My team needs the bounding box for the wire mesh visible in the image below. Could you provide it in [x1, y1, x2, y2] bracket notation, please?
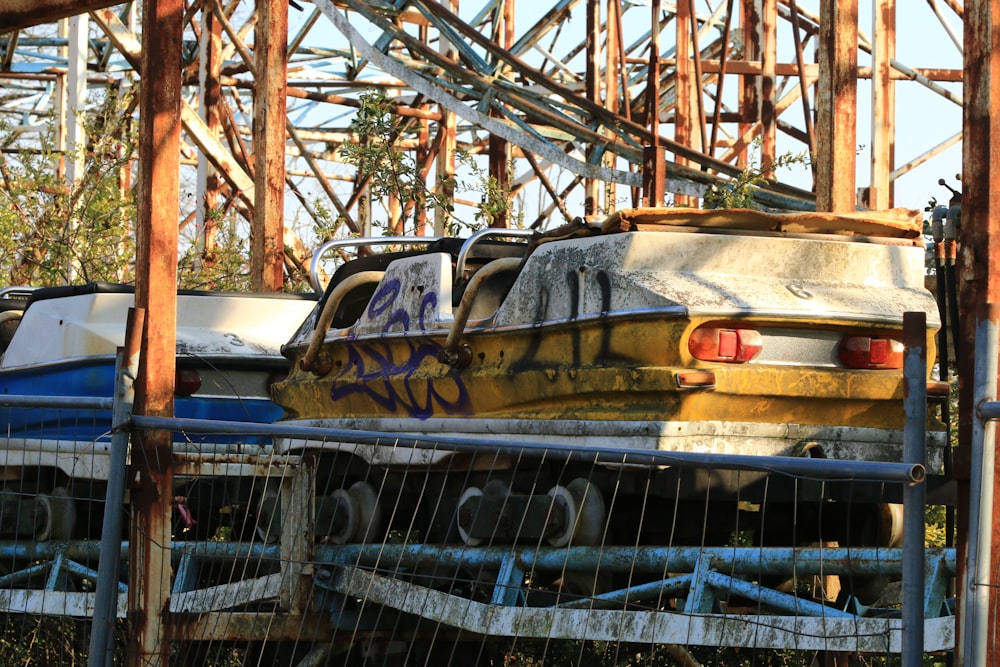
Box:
[0, 403, 956, 666]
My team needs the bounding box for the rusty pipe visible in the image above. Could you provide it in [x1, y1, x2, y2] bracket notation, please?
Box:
[300, 271, 385, 374]
[439, 257, 522, 368]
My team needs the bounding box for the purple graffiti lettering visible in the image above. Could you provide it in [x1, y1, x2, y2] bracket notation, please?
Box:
[418, 291, 438, 330]
[368, 279, 401, 318]
[331, 282, 467, 418]
[330, 340, 470, 419]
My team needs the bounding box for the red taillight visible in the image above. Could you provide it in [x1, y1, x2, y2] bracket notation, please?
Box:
[837, 336, 904, 369]
[688, 326, 763, 363]
[175, 368, 202, 396]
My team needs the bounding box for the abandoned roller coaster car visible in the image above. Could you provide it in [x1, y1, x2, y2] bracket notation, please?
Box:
[0, 282, 317, 540]
[269, 206, 945, 553]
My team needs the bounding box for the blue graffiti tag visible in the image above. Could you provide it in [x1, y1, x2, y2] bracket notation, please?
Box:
[329, 282, 471, 419]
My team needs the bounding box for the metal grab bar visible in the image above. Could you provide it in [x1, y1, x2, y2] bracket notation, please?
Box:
[454, 228, 535, 280]
[438, 257, 523, 368]
[300, 271, 385, 374]
[309, 237, 442, 293]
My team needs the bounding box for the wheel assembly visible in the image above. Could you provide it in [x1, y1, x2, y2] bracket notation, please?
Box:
[545, 478, 606, 547]
[455, 478, 606, 547]
[34, 486, 75, 541]
[256, 484, 282, 543]
[316, 481, 382, 544]
[456, 480, 511, 547]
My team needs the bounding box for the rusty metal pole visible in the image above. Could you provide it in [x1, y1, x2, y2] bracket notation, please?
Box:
[738, 0, 759, 168]
[605, 0, 622, 208]
[673, 0, 693, 206]
[815, 0, 858, 213]
[641, 0, 664, 207]
[869, 0, 896, 209]
[129, 0, 182, 661]
[760, 0, 777, 172]
[958, 1, 1000, 663]
[415, 105, 430, 235]
[196, 0, 224, 267]
[486, 0, 514, 228]
[251, 0, 289, 291]
[584, 0, 600, 215]
[433, 0, 459, 236]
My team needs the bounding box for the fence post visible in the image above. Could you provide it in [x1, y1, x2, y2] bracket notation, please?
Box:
[902, 312, 926, 665]
[961, 304, 1000, 666]
[281, 455, 314, 613]
[88, 308, 144, 667]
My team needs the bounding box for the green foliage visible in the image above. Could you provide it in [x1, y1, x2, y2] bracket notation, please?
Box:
[455, 151, 522, 231]
[310, 200, 339, 243]
[339, 89, 455, 235]
[499, 639, 819, 666]
[341, 89, 525, 236]
[0, 615, 102, 665]
[703, 141, 811, 210]
[0, 82, 263, 292]
[177, 212, 252, 291]
[0, 87, 137, 286]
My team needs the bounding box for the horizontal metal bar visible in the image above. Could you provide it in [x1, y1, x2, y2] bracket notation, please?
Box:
[0, 541, 957, 579]
[308, 236, 443, 292]
[0, 394, 114, 410]
[977, 399, 1000, 421]
[314, 544, 956, 578]
[131, 415, 927, 484]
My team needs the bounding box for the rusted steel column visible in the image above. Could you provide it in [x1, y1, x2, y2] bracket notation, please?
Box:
[487, 0, 513, 228]
[641, 0, 663, 206]
[760, 0, 777, 172]
[814, 0, 858, 213]
[433, 111, 455, 236]
[584, 0, 600, 215]
[642, 146, 666, 206]
[869, 0, 896, 209]
[415, 107, 430, 235]
[958, 1, 1000, 663]
[738, 0, 759, 167]
[787, 0, 815, 158]
[605, 0, 623, 207]
[433, 0, 458, 236]
[487, 137, 509, 227]
[251, 0, 289, 291]
[196, 0, 223, 267]
[129, 0, 182, 661]
[674, 0, 694, 206]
